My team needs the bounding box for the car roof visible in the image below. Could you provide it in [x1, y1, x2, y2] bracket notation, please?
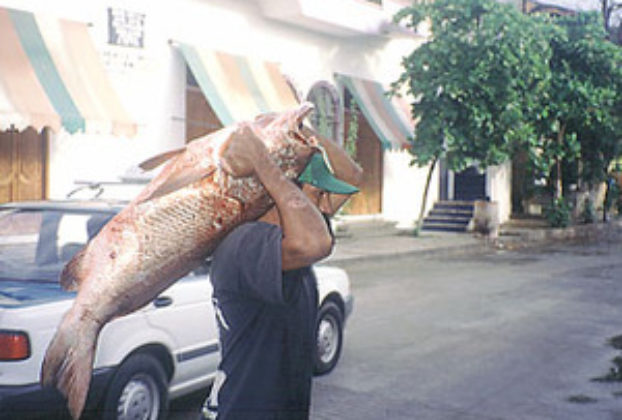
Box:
[0, 199, 126, 214]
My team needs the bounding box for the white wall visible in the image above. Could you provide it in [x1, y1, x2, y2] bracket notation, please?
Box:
[382, 149, 438, 228]
[2, 0, 426, 221]
[487, 161, 512, 223]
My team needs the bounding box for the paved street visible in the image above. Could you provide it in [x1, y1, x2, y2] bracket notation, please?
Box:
[311, 232, 622, 420]
[168, 229, 622, 420]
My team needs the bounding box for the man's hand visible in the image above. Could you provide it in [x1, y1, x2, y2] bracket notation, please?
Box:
[219, 123, 269, 178]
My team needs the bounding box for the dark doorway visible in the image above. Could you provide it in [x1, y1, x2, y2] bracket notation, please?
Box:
[454, 167, 486, 201]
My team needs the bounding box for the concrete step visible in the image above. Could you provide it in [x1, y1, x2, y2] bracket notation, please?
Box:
[421, 222, 469, 232]
[421, 200, 475, 232]
[427, 209, 473, 219]
[424, 216, 471, 225]
[434, 200, 475, 212]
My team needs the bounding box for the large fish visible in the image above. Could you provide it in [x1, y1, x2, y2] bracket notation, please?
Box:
[40, 103, 318, 419]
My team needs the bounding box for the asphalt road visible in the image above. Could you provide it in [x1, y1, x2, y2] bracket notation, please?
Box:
[170, 231, 622, 420]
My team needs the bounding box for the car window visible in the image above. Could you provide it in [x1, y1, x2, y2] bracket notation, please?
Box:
[0, 209, 113, 282]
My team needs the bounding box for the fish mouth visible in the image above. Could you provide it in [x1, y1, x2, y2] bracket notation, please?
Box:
[289, 102, 318, 148]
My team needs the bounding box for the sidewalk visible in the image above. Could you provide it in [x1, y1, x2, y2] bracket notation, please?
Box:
[326, 230, 487, 266]
[324, 217, 622, 267]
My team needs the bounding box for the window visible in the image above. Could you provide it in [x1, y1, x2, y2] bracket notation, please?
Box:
[306, 81, 341, 144]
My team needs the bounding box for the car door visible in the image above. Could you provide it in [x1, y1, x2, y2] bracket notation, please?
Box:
[143, 259, 220, 396]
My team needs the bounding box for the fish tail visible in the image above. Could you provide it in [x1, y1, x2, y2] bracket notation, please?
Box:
[41, 310, 99, 420]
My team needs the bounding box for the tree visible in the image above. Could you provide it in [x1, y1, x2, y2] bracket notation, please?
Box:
[601, 0, 622, 44]
[549, 12, 622, 219]
[393, 0, 550, 232]
[529, 12, 622, 204]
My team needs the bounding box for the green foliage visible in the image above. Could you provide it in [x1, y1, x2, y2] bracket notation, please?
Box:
[544, 197, 571, 227]
[345, 99, 359, 160]
[394, 0, 622, 214]
[538, 12, 622, 189]
[393, 0, 551, 171]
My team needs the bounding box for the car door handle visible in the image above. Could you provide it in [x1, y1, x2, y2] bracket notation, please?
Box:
[153, 296, 173, 308]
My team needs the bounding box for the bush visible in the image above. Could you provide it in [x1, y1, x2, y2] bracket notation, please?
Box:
[545, 197, 571, 228]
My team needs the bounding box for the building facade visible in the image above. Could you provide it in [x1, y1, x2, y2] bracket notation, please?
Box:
[0, 0, 514, 227]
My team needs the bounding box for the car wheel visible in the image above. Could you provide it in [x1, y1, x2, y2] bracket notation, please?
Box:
[101, 353, 169, 420]
[314, 301, 343, 375]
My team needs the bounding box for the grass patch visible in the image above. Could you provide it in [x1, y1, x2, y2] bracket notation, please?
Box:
[567, 394, 598, 404]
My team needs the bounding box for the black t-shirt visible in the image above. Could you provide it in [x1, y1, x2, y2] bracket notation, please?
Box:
[205, 222, 319, 420]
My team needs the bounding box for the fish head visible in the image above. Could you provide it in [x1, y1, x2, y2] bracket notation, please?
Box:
[256, 102, 324, 180]
[256, 102, 318, 150]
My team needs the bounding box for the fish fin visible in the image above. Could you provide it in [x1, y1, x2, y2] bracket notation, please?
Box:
[60, 247, 87, 291]
[138, 147, 186, 170]
[41, 311, 98, 420]
[138, 165, 217, 202]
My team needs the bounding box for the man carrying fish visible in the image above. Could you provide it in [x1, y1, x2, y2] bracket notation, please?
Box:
[202, 125, 362, 419]
[40, 103, 359, 420]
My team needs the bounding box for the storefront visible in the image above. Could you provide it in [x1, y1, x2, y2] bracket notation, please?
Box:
[1, 0, 510, 226]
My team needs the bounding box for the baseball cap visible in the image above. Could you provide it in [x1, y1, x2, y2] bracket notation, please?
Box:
[298, 153, 359, 194]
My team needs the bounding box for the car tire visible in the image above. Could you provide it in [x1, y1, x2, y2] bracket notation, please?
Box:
[314, 301, 344, 375]
[101, 353, 169, 420]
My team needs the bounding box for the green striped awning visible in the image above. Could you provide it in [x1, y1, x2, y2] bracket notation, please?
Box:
[176, 43, 299, 125]
[0, 7, 135, 135]
[336, 73, 413, 149]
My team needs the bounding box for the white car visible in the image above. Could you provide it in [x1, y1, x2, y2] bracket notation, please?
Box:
[0, 200, 353, 420]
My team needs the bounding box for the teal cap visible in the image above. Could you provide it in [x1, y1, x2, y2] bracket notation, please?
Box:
[298, 153, 359, 194]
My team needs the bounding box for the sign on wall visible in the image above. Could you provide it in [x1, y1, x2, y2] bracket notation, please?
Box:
[103, 7, 147, 73]
[107, 7, 145, 48]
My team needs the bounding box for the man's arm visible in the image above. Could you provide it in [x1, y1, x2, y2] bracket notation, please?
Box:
[303, 128, 364, 215]
[220, 124, 332, 271]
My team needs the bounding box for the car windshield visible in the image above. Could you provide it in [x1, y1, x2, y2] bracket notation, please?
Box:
[0, 208, 113, 282]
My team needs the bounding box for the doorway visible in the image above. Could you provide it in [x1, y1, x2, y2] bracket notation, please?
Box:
[0, 127, 47, 203]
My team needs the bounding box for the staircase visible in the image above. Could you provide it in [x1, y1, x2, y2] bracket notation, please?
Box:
[421, 201, 474, 232]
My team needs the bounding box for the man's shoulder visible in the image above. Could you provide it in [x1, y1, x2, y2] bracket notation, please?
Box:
[229, 221, 279, 239]
[215, 221, 281, 256]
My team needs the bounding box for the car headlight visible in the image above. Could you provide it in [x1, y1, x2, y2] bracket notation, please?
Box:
[0, 330, 31, 361]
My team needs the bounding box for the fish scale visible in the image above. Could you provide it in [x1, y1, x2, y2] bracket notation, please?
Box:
[40, 103, 318, 420]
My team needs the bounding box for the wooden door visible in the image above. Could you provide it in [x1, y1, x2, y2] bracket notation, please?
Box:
[343, 110, 382, 215]
[0, 128, 47, 204]
[185, 66, 224, 143]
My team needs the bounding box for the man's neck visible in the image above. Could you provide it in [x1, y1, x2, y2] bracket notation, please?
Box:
[258, 206, 281, 226]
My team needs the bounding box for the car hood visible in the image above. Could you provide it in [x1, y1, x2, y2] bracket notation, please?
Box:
[0, 279, 75, 308]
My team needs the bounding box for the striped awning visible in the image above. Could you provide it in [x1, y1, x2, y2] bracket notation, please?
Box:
[336, 73, 413, 150]
[176, 43, 299, 125]
[0, 7, 136, 136]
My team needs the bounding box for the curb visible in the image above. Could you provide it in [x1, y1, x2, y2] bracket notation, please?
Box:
[322, 218, 622, 268]
[497, 219, 622, 250]
[324, 236, 493, 268]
